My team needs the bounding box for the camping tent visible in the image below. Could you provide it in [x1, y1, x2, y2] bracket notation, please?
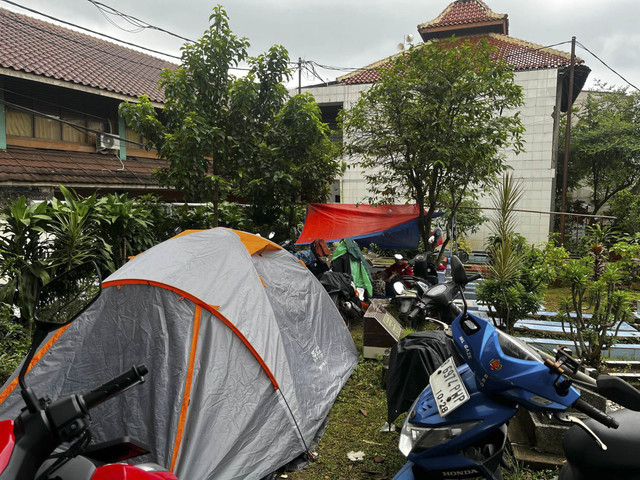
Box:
[0, 228, 358, 479]
[296, 203, 442, 250]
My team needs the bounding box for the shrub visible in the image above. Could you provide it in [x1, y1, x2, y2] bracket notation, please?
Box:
[0, 303, 29, 384]
[558, 258, 632, 371]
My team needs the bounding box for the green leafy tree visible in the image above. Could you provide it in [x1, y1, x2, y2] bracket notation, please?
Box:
[340, 38, 524, 247]
[607, 190, 640, 236]
[242, 92, 343, 237]
[121, 6, 334, 232]
[119, 6, 254, 226]
[563, 85, 640, 216]
[435, 195, 487, 263]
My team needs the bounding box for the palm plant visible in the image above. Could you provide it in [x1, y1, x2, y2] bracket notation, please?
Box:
[96, 193, 155, 269]
[0, 197, 52, 330]
[49, 186, 113, 274]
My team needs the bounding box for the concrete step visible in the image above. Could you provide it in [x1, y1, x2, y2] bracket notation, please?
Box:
[520, 336, 640, 360]
[605, 360, 640, 367]
[514, 319, 639, 337]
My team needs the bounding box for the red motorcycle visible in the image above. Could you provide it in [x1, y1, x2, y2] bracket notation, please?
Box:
[0, 262, 177, 480]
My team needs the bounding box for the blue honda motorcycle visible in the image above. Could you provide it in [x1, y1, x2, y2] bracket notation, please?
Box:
[393, 256, 640, 480]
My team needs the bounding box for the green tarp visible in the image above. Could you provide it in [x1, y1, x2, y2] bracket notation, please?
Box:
[331, 238, 374, 297]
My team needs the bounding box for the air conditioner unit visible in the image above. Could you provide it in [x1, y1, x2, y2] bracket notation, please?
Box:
[96, 133, 121, 152]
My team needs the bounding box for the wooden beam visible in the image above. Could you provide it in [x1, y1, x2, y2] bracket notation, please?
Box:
[6, 136, 95, 152]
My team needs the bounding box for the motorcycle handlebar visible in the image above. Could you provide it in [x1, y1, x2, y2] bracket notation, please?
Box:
[82, 364, 148, 410]
[572, 398, 619, 429]
[466, 273, 482, 283]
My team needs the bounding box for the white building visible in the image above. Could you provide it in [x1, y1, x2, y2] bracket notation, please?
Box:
[302, 0, 590, 249]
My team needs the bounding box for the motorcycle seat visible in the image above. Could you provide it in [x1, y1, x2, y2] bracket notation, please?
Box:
[563, 408, 640, 471]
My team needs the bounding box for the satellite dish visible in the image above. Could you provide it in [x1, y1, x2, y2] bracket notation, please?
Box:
[406, 33, 414, 43]
[397, 42, 405, 51]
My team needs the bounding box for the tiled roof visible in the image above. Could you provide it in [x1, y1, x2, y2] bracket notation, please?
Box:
[419, 0, 506, 30]
[338, 34, 585, 85]
[0, 147, 166, 188]
[0, 8, 176, 103]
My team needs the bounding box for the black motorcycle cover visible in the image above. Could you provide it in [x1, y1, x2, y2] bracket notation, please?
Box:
[319, 271, 354, 298]
[386, 330, 462, 424]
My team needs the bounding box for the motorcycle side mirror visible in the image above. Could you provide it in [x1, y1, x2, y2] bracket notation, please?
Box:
[393, 281, 406, 295]
[451, 256, 468, 285]
[19, 262, 102, 413]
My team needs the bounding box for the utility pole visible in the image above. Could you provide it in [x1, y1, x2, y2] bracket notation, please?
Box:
[559, 36, 576, 246]
[298, 57, 302, 95]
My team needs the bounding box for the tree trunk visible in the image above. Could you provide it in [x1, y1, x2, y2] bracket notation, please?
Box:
[213, 192, 219, 228]
[286, 205, 296, 240]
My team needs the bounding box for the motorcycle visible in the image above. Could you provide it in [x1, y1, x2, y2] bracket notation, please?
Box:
[0, 262, 176, 480]
[393, 265, 480, 329]
[392, 277, 431, 327]
[319, 270, 365, 327]
[393, 256, 640, 480]
[391, 254, 440, 327]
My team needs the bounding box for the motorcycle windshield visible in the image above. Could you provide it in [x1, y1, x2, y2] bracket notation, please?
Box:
[495, 330, 542, 363]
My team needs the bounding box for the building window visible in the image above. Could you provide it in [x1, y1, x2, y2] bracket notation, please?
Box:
[5, 105, 107, 145]
[5, 108, 33, 137]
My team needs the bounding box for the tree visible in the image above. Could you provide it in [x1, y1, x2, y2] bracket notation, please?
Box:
[340, 38, 524, 247]
[241, 92, 343, 237]
[564, 85, 640, 216]
[120, 6, 269, 226]
[434, 194, 487, 263]
[607, 190, 640, 237]
[121, 7, 340, 231]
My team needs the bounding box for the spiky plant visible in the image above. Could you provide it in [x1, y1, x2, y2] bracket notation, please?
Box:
[477, 173, 542, 333]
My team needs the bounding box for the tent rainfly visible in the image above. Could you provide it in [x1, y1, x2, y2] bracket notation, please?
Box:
[0, 228, 358, 479]
[296, 203, 442, 250]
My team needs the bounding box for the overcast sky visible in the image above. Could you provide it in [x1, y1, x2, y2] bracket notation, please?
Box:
[3, 0, 639, 91]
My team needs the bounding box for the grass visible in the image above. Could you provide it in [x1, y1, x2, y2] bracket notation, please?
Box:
[286, 317, 554, 480]
[542, 285, 640, 314]
[288, 319, 406, 480]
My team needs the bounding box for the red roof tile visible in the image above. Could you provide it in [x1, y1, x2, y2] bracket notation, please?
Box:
[419, 0, 506, 31]
[338, 34, 585, 85]
[0, 147, 167, 188]
[0, 8, 176, 103]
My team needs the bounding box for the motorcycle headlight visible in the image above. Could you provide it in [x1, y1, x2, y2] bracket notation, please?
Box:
[399, 420, 481, 456]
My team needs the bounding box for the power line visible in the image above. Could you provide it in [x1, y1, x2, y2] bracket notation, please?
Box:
[576, 41, 640, 92]
[87, 0, 195, 43]
[308, 40, 575, 74]
[0, 86, 108, 121]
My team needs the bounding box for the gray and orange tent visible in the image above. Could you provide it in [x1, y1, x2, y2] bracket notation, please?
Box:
[0, 228, 358, 479]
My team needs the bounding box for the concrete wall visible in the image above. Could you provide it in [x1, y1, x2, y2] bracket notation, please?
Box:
[302, 67, 563, 250]
[469, 69, 561, 249]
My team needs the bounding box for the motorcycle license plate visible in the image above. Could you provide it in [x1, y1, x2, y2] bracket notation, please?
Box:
[429, 357, 470, 417]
